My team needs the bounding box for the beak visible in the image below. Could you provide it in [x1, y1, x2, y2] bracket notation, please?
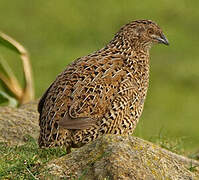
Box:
[156, 34, 169, 46]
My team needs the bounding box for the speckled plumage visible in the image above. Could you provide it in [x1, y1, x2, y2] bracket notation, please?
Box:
[38, 20, 169, 152]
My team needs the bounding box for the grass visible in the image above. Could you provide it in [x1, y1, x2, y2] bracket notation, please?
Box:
[0, 0, 198, 155]
[0, 135, 66, 179]
[0, 134, 198, 179]
[147, 128, 186, 155]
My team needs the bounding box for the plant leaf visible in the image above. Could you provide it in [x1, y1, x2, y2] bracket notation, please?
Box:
[0, 32, 20, 54]
[0, 90, 18, 107]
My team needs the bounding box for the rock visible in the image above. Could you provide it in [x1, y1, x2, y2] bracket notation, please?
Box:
[0, 102, 199, 179]
[0, 101, 39, 145]
[41, 135, 199, 180]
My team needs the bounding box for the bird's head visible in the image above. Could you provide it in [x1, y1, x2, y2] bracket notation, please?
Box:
[117, 20, 169, 51]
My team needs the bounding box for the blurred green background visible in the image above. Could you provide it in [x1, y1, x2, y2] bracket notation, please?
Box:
[0, 0, 198, 153]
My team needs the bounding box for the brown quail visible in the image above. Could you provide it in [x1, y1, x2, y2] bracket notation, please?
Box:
[38, 20, 169, 152]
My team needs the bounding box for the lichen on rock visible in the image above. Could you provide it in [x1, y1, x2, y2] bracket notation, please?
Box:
[41, 135, 199, 180]
[0, 102, 199, 179]
[0, 101, 39, 145]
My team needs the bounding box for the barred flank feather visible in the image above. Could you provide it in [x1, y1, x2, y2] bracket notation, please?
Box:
[38, 20, 169, 152]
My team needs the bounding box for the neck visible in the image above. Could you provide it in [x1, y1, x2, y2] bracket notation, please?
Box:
[107, 34, 150, 63]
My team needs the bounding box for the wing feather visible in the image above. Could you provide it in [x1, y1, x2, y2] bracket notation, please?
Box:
[39, 55, 127, 130]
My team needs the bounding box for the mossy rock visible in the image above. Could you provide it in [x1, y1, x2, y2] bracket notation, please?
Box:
[41, 135, 199, 179]
[0, 101, 39, 145]
[0, 102, 198, 179]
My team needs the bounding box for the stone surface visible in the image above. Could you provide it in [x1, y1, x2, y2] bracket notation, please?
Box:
[41, 135, 199, 180]
[0, 102, 199, 179]
[0, 101, 39, 145]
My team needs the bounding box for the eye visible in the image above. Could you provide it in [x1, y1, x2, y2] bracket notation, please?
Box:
[148, 28, 154, 35]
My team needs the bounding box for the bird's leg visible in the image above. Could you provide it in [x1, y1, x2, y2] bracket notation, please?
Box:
[66, 146, 71, 154]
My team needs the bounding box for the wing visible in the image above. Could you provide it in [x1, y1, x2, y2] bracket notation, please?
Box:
[38, 83, 53, 114]
[40, 54, 127, 130]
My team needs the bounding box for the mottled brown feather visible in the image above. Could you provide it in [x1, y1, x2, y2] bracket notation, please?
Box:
[59, 115, 97, 129]
[38, 19, 169, 151]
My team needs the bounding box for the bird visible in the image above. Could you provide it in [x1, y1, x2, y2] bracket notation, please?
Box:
[38, 19, 169, 153]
